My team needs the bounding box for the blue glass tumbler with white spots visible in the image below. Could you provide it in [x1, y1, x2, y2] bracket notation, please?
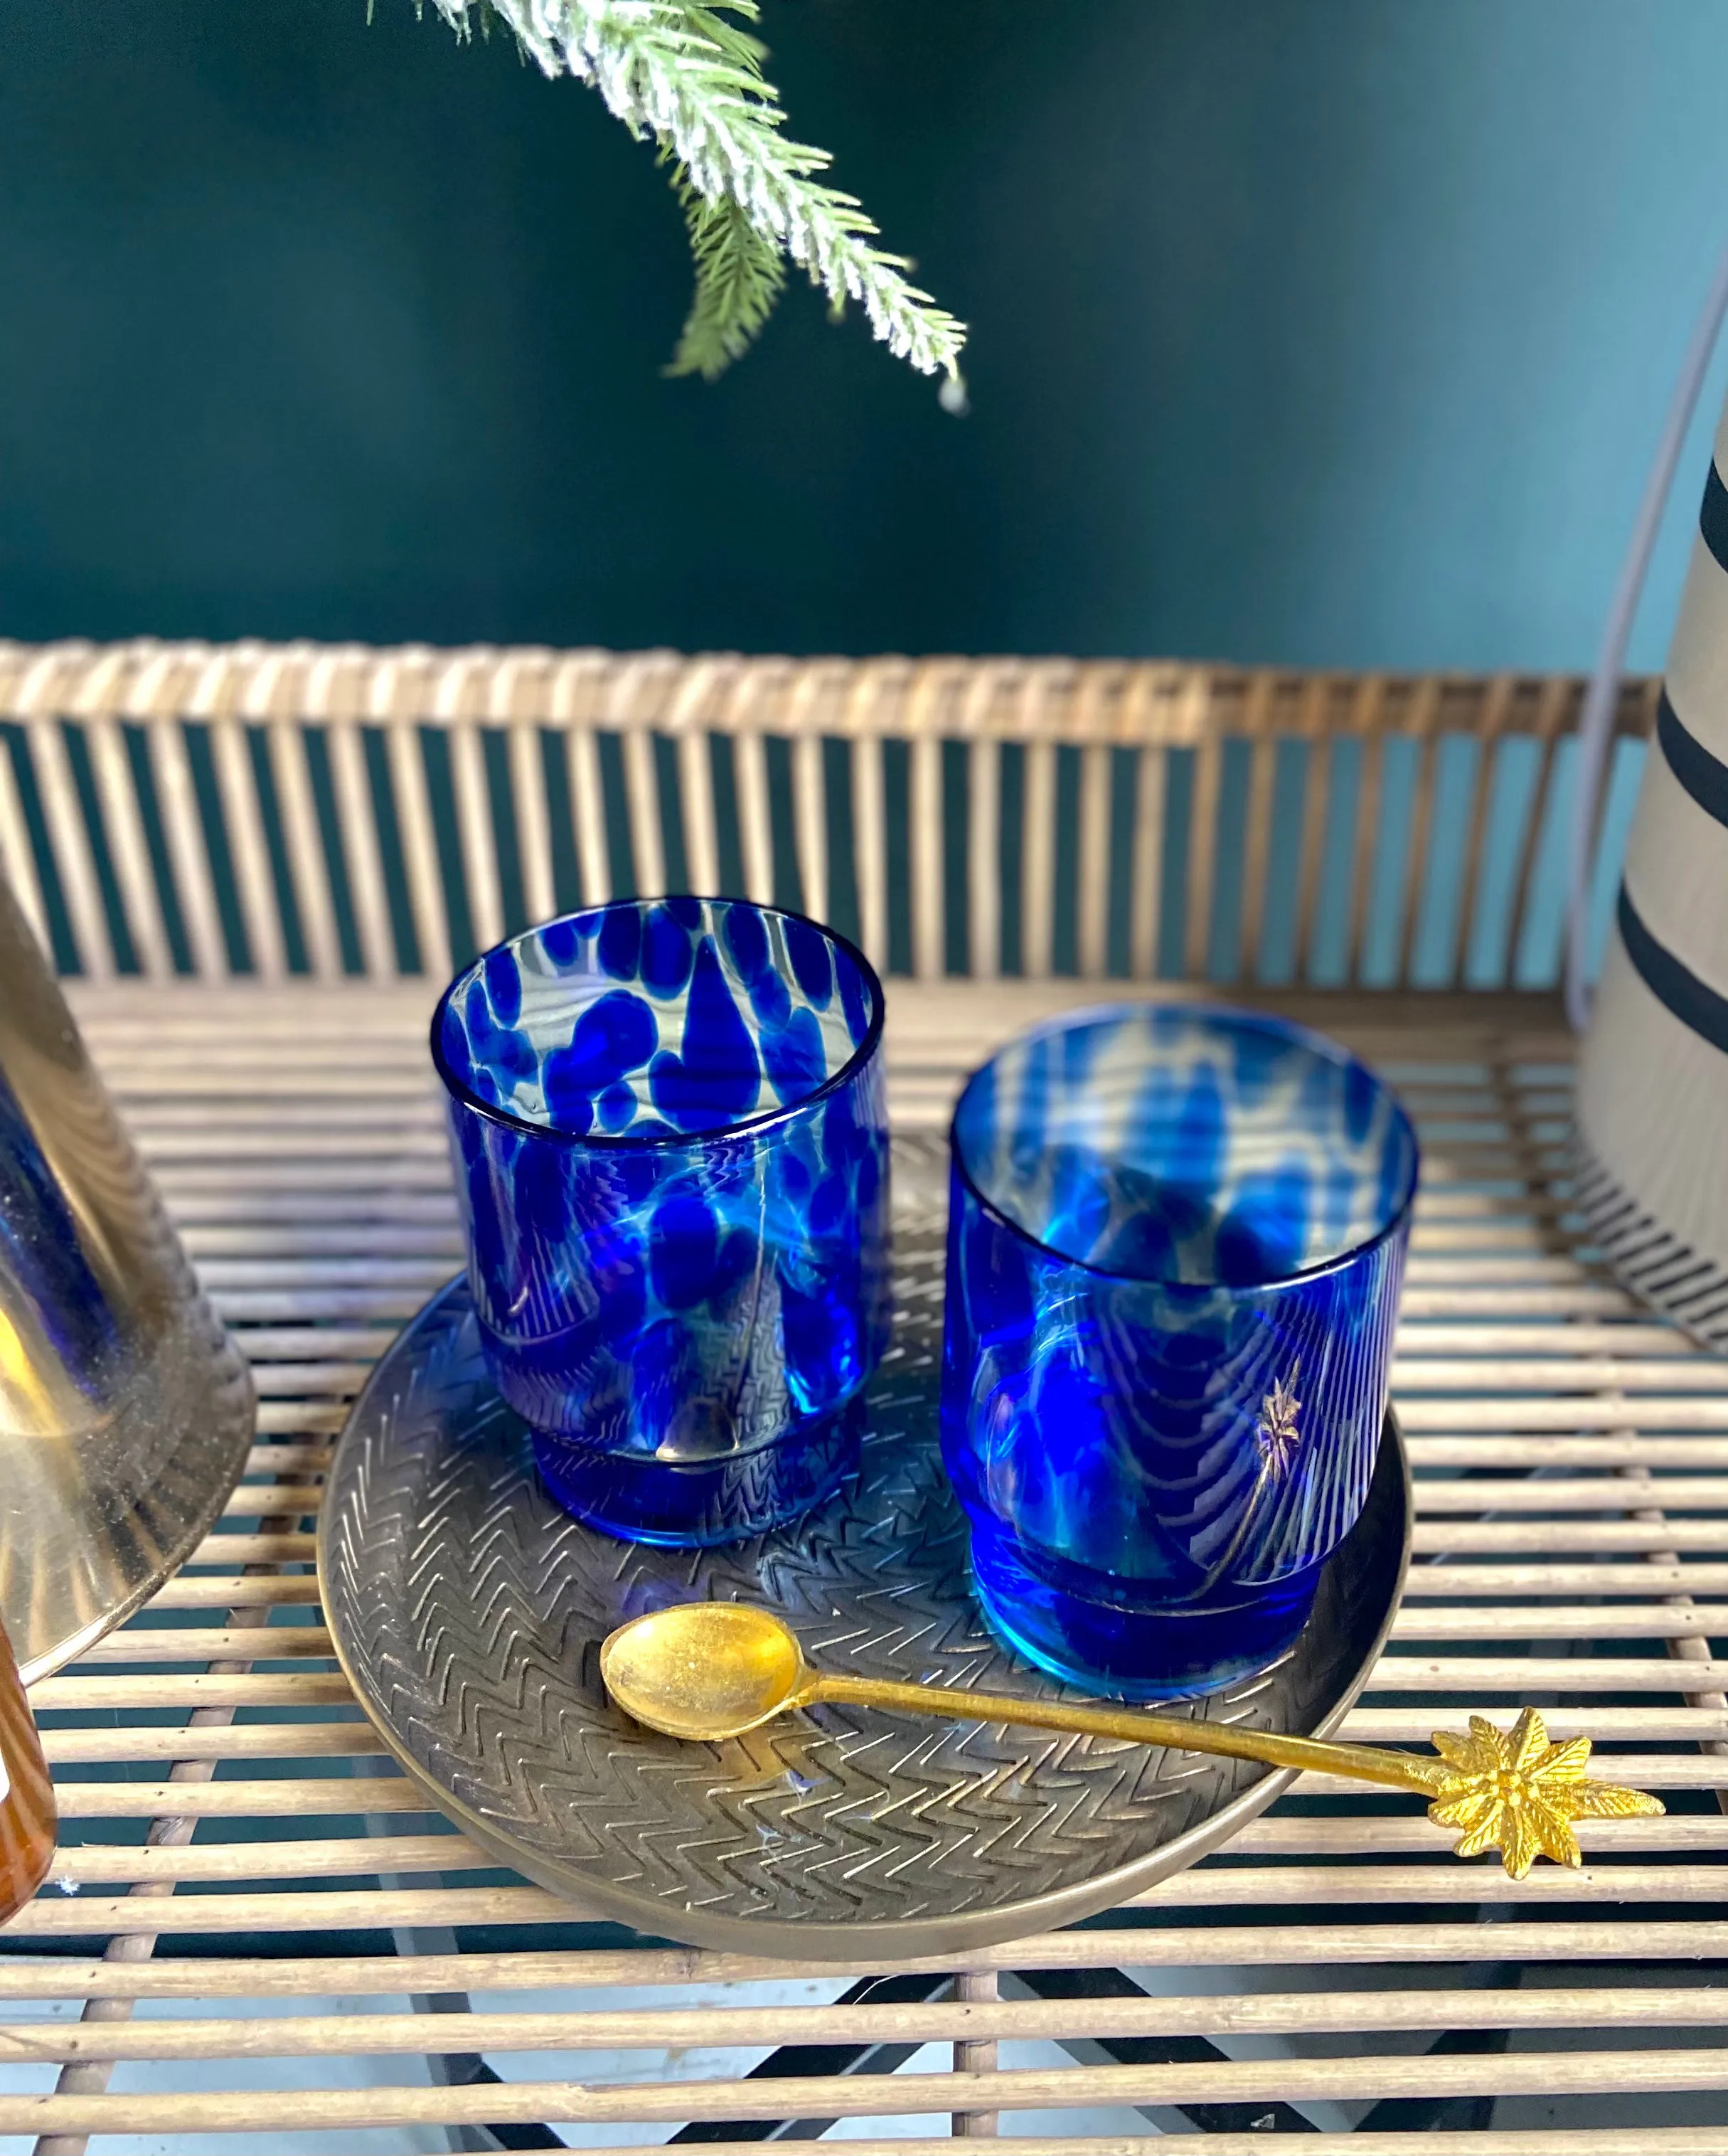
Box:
[433, 898, 890, 1546]
[942, 1006, 1417, 1699]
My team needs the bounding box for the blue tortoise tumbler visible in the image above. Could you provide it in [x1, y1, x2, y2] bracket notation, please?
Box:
[433, 898, 891, 1546]
[942, 1004, 1417, 1698]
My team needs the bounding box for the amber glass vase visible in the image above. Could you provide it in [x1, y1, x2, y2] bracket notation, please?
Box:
[0, 1620, 53, 1921]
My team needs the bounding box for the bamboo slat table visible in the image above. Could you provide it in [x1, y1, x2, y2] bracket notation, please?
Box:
[0, 978, 1717, 2153]
[0, 639, 1719, 2151]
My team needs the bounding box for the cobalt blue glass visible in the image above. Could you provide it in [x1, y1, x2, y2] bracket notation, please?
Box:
[432, 899, 890, 1547]
[942, 1005, 1417, 1699]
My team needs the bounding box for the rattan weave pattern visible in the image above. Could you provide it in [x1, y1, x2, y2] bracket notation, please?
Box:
[0, 639, 1658, 995]
[0, 975, 1721, 2152]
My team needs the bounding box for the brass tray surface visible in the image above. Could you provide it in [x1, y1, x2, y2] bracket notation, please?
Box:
[322, 1140, 1411, 1958]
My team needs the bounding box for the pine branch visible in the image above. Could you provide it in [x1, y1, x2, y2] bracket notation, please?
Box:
[665, 166, 786, 379]
[436, 0, 966, 383]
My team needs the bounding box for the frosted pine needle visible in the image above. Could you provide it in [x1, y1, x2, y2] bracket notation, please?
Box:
[432, 0, 967, 385]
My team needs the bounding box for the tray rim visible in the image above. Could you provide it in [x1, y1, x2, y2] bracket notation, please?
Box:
[322, 1270, 1412, 1958]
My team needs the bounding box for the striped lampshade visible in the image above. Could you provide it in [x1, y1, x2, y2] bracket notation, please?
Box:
[1577, 391, 1728, 1342]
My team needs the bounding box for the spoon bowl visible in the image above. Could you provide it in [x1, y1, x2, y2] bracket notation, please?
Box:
[601, 1602, 812, 1740]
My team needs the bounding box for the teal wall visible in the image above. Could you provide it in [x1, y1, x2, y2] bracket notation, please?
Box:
[1, 0, 1726, 668]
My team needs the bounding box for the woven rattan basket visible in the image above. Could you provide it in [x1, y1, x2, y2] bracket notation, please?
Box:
[0, 637, 1720, 2156]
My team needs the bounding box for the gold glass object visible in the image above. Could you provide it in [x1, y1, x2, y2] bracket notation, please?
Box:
[602, 1603, 1665, 1881]
[0, 875, 255, 1679]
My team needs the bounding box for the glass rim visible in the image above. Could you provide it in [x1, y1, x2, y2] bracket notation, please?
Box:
[947, 999, 1421, 1290]
[430, 896, 887, 1152]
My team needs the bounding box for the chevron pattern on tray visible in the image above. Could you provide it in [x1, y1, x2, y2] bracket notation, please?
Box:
[321, 1137, 1404, 1955]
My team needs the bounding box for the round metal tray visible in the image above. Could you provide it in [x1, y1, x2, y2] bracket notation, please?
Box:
[323, 1140, 1411, 1958]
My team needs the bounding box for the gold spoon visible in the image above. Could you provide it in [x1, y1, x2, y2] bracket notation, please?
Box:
[600, 1601, 1665, 1881]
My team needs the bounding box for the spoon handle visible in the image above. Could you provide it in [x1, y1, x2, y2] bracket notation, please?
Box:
[806, 1672, 1441, 1794]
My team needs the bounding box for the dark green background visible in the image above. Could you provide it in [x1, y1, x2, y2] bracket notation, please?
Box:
[3, 0, 1728, 666]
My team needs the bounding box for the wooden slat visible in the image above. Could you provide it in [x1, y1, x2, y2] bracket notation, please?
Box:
[1075, 738, 1112, 979]
[10, 1854, 1725, 1941]
[82, 715, 171, 977]
[448, 717, 506, 953]
[732, 728, 774, 905]
[40, 1725, 382, 1765]
[1397, 681, 1441, 984]
[146, 711, 229, 979]
[566, 718, 611, 904]
[1408, 1517, 1728, 1552]
[1292, 681, 1333, 980]
[26, 713, 112, 977]
[1346, 686, 1386, 984]
[1129, 735, 1164, 980]
[621, 723, 666, 902]
[1505, 675, 1570, 981]
[30, 1673, 353, 1710]
[853, 731, 888, 971]
[1407, 1475, 1728, 1506]
[12, 1984, 1728, 2064]
[508, 719, 557, 925]
[905, 666, 947, 979]
[70, 1627, 334, 1664]
[0, 1920, 1724, 1998]
[963, 671, 1005, 979]
[33, 1810, 1727, 1893]
[385, 716, 452, 979]
[144, 1574, 324, 1610]
[791, 724, 828, 927]
[6, 2048, 1728, 2135]
[209, 711, 287, 979]
[1407, 1561, 1728, 1595]
[327, 716, 394, 975]
[1451, 674, 1513, 982]
[666, 668, 726, 900]
[1021, 735, 1056, 977]
[1233, 679, 1276, 979]
[0, 723, 48, 949]
[266, 713, 343, 978]
[2, 2137, 1709, 2156]
[1182, 715, 1222, 979]
[1390, 1603, 1728, 1640]
[1404, 1438, 1728, 1465]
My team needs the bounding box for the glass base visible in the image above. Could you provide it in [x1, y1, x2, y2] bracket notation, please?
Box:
[532, 1395, 861, 1548]
[966, 1516, 1323, 1700]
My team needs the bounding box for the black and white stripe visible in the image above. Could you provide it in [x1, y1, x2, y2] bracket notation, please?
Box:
[1656, 686, 1728, 828]
[1576, 400, 1728, 1307]
[1572, 1125, 1728, 1352]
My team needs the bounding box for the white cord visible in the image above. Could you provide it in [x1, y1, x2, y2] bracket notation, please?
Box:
[1564, 233, 1728, 1033]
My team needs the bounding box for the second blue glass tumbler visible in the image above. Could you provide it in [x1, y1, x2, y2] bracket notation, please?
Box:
[942, 1005, 1417, 1698]
[434, 899, 890, 1546]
